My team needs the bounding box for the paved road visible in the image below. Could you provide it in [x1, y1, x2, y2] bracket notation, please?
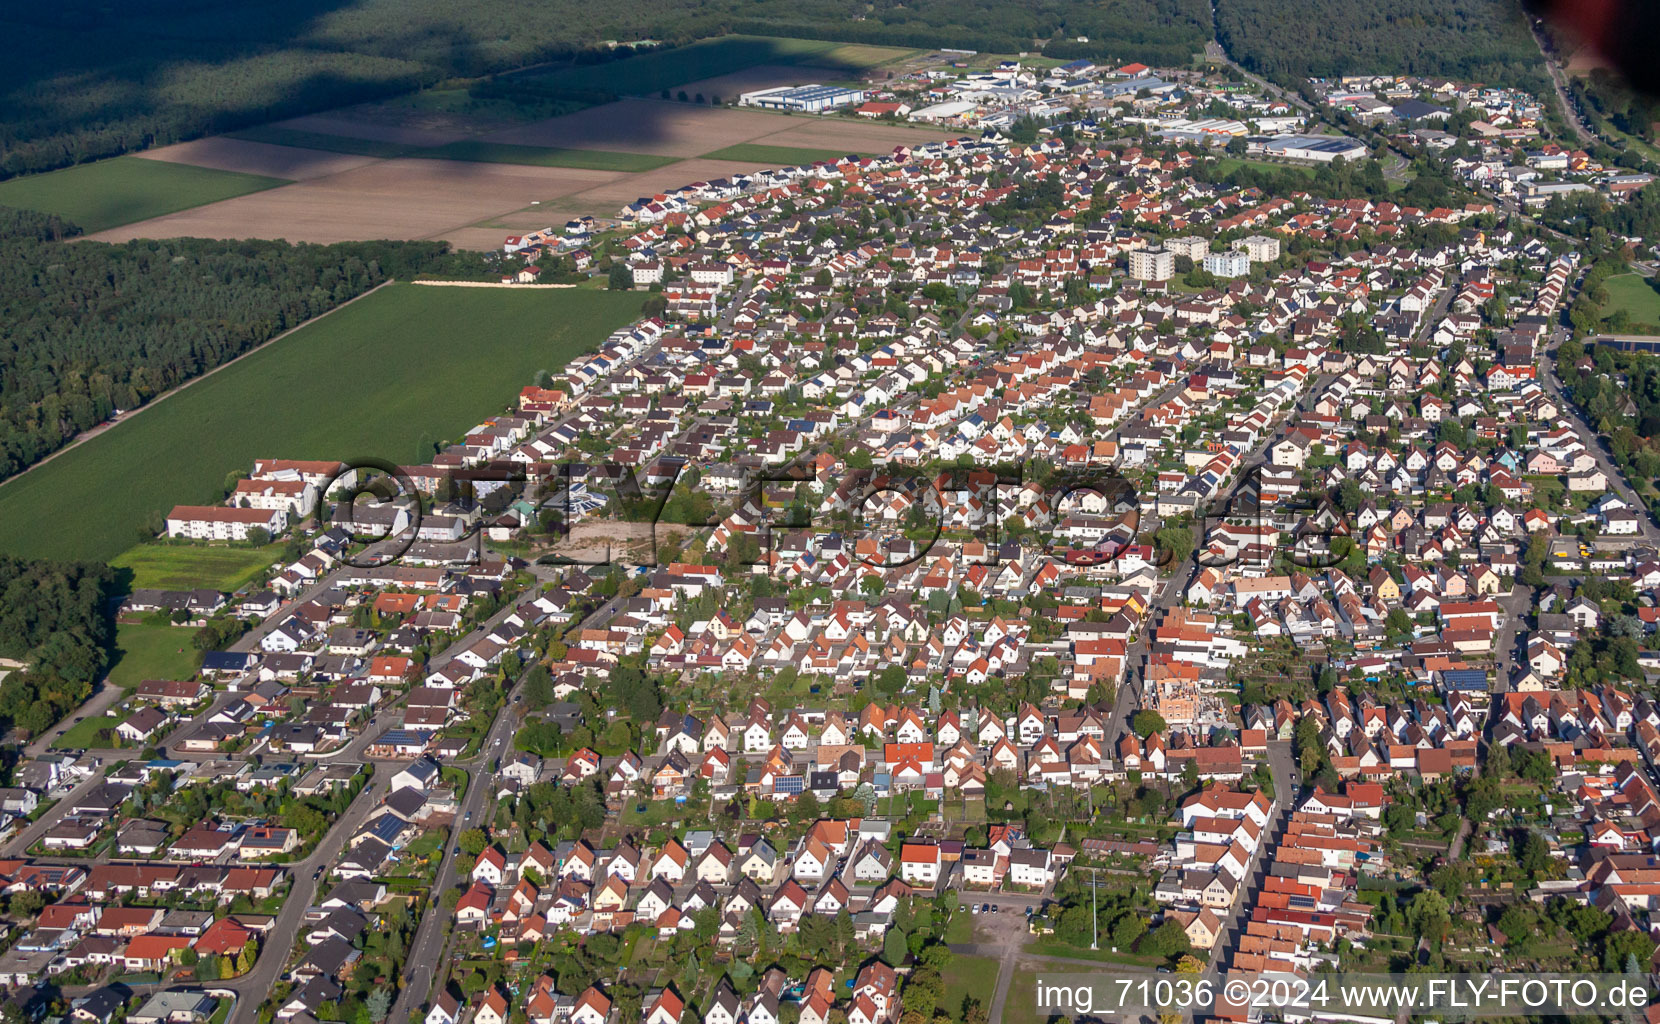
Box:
[385, 724, 502, 1024]
[27, 684, 127, 757]
[1542, 331, 1660, 542]
[958, 893, 1159, 1024]
[1487, 584, 1534, 694]
[387, 591, 623, 1024]
[1526, 16, 1598, 147]
[1107, 370, 1332, 751]
[1201, 36, 1312, 113]
[224, 771, 391, 1024]
[1204, 738, 1296, 978]
[1, 770, 106, 856]
[230, 569, 349, 654]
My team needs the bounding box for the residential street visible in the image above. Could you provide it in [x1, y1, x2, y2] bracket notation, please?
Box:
[1, 57, 1641, 1024]
[1204, 739, 1295, 976]
[387, 591, 623, 1024]
[1541, 333, 1660, 541]
[223, 772, 392, 1024]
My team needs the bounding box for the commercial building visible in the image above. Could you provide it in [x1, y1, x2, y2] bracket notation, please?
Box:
[739, 85, 867, 113]
[1259, 133, 1367, 162]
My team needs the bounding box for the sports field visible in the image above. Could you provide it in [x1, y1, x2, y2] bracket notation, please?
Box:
[1601, 273, 1660, 329]
[427, 141, 680, 171]
[0, 284, 645, 563]
[111, 543, 284, 592]
[1214, 157, 1319, 178]
[0, 156, 290, 233]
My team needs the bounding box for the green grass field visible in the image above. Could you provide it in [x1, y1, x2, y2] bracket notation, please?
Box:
[427, 141, 679, 171]
[943, 911, 979, 944]
[111, 543, 284, 592]
[941, 954, 999, 1019]
[1601, 273, 1660, 329]
[58, 715, 122, 748]
[108, 621, 202, 689]
[226, 125, 417, 158]
[702, 143, 868, 165]
[1213, 156, 1318, 178]
[1023, 936, 1168, 966]
[0, 156, 290, 233]
[1004, 968, 1050, 1024]
[0, 284, 645, 562]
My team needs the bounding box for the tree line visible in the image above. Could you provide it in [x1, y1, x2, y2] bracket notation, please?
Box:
[0, 0, 730, 177]
[1215, 0, 1546, 93]
[0, 0, 1561, 180]
[733, 0, 1213, 67]
[0, 555, 113, 738]
[0, 212, 487, 482]
[0, 0, 1222, 179]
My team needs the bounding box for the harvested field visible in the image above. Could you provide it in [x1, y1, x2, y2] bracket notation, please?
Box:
[484, 97, 966, 160]
[87, 158, 624, 244]
[482, 98, 790, 156]
[441, 226, 534, 251]
[135, 137, 379, 181]
[675, 43, 920, 98]
[83, 49, 966, 249]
